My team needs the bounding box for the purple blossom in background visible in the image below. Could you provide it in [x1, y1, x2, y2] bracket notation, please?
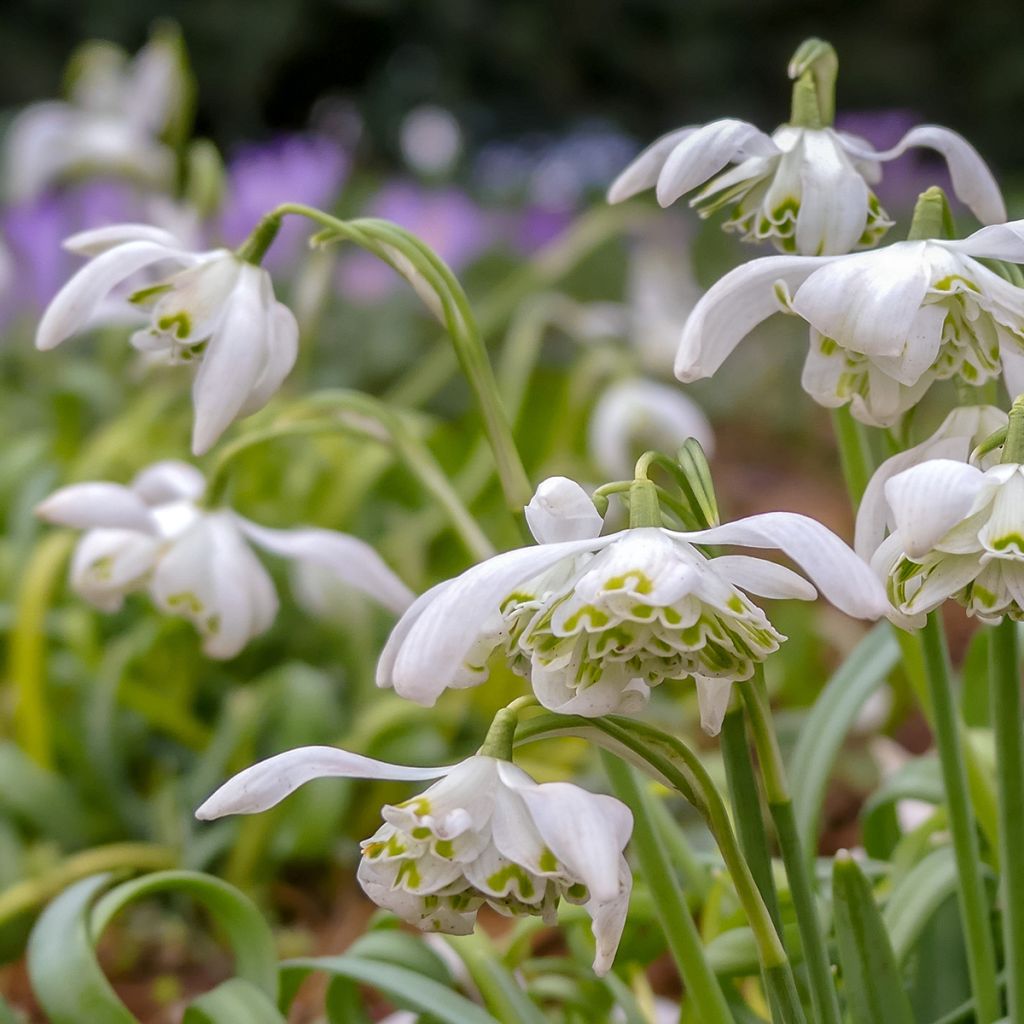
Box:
[510, 204, 574, 252]
[837, 109, 954, 211]
[339, 180, 498, 303]
[2, 179, 143, 318]
[219, 134, 349, 270]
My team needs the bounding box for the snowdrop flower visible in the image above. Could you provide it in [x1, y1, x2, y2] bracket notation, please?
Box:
[196, 746, 632, 974]
[609, 88, 1003, 256]
[5, 30, 188, 202]
[854, 404, 1007, 561]
[868, 458, 1024, 626]
[378, 477, 886, 734]
[589, 378, 714, 480]
[35, 224, 299, 454]
[36, 461, 413, 658]
[677, 218, 1024, 427]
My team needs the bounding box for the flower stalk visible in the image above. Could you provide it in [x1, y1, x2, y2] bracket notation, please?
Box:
[920, 612, 1001, 1024]
[740, 667, 842, 1024]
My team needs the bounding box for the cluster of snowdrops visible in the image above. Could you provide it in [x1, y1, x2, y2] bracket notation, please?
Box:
[15, 30, 1024, 1024]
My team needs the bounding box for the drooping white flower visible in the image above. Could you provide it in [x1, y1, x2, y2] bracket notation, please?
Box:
[854, 404, 1007, 561]
[377, 477, 886, 734]
[36, 461, 413, 658]
[196, 746, 632, 975]
[857, 416, 1024, 627]
[676, 221, 1024, 427]
[5, 31, 188, 202]
[588, 378, 714, 480]
[35, 224, 298, 453]
[609, 118, 1004, 257]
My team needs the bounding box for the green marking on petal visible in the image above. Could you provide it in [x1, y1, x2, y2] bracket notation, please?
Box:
[487, 864, 536, 899]
[434, 839, 454, 859]
[539, 848, 558, 873]
[411, 826, 431, 840]
[397, 860, 422, 888]
[129, 283, 173, 305]
[604, 570, 653, 594]
[157, 311, 192, 339]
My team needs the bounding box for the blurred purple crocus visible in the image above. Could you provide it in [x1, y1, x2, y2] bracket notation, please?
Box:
[219, 134, 348, 271]
[339, 181, 498, 303]
[836, 109, 955, 211]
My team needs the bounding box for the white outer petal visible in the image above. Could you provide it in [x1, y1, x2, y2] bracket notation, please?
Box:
[710, 554, 817, 600]
[239, 301, 300, 416]
[789, 243, 931, 358]
[381, 535, 620, 704]
[885, 460, 988, 558]
[196, 745, 455, 819]
[675, 255, 821, 381]
[238, 518, 415, 614]
[946, 221, 1024, 262]
[524, 477, 605, 544]
[1001, 340, 1024, 401]
[695, 678, 734, 736]
[795, 130, 870, 257]
[36, 241, 189, 351]
[656, 119, 778, 207]
[63, 223, 187, 256]
[606, 127, 697, 203]
[190, 264, 270, 455]
[497, 763, 633, 905]
[35, 482, 156, 532]
[131, 461, 207, 505]
[847, 125, 1006, 225]
[674, 514, 887, 618]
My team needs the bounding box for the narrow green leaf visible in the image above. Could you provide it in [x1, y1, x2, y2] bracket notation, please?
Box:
[183, 979, 286, 1023]
[348, 927, 454, 986]
[703, 921, 804, 977]
[0, 742, 89, 846]
[832, 852, 914, 1024]
[789, 624, 900, 855]
[445, 932, 548, 1024]
[26, 874, 139, 1024]
[280, 955, 500, 1024]
[861, 755, 942, 859]
[883, 847, 962, 963]
[89, 870, 278, 1000]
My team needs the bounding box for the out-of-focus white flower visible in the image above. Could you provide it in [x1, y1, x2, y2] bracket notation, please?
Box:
[377, 477, 886, 734]
[5, 31, 189, 202]
[36, 461, 413, 658]
[196, 746, 632, 975]
[36, 224, 299, 453]
[589, 378, 714, 480]
[867, 456, 1024, 627]
[400, 105, 463, 177]
[609, 118, 1004, 257]
[677, 222, 1024, 427]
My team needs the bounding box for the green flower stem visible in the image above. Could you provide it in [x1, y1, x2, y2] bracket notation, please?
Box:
[8, 532, 75, 767]
[720, 707, 782, 931]
[247, 204, 532, 512]
[920, 613, 1001, 1024]
[741, 669, 842, 1024]
[601, 751, 735, 1024]
[990, 616, 1024, 1020]
[205, 393, 495, 562]
[830, 407, 874, 507]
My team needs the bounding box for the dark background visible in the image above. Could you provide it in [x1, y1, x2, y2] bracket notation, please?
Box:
[4, 0, 1023, 176]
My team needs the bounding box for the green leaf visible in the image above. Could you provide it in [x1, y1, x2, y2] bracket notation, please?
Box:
[832, 852, 914, 1024]
[445, 933, 548, 1024]
[183, 979, 286, 1023]
[348, 926, 454, 986]
[703, 921, 804, 977]
[27, 874, 139, 1024]
[883, 846, 962, 964]
[0, 742, 89, 847]
[789, 624, 900, 855]
[90, 870, 278, 1000]
[280, 955, 500, 1024]
[861, 755, 942, 859]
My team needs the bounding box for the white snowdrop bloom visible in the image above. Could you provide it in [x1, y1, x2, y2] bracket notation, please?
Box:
[866, 455, 1024, 627]
[589, 378, 714, 480]
[5, 32, 187, 202]
[377, 477, 886, 734]
[609, 117, 1004, 257]
[35, 224, 299, 454]
[196, 746, 633, 975]
[854, 404, 1007, 562]
[677, 221, 1024, 427]
[36, 461, 413, 658]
